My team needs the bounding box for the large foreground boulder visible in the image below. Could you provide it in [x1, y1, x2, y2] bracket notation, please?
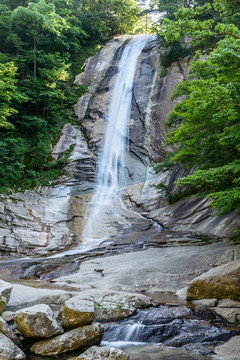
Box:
[14, 304, 64, 338]
[0, 332, 25, 359]
[187, 260, 240, 301]
[59, 296, 95, 330]
[0, 280, 13, 313]
[30, 323, 104, 356]
[77, 346, 131, 360]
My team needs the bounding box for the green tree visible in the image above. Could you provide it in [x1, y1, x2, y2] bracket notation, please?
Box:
[0, 61, 27, 129]
[12, 0, 67, 78]
[156, 0, 240, 217]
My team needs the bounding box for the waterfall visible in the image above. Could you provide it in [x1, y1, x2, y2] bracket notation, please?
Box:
[82, 35, 151, 247]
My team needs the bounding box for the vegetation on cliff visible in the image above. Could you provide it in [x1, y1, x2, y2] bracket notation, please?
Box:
[156, 0, 240, 232]
[0, 0, 143, 192]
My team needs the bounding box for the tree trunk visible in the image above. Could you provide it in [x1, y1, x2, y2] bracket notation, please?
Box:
[33, 33, 37, 79]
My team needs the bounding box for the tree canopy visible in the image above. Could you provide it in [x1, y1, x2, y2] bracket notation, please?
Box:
[156, 0, 240, 232]
[0, 0, 143, 191]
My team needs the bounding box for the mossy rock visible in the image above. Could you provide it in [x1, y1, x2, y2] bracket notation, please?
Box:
[187, 260, 240, 301]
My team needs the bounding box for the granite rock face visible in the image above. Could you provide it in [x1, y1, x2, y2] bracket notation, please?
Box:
[123, 170, 240, 239]
[54, 243, 240, 294]
[0, 187, 75, 256]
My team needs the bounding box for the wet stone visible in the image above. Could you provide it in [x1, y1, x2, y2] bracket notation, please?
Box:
[103, 306, 238, 357]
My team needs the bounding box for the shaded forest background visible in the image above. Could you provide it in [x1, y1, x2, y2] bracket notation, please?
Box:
[0, 0, 145, 191]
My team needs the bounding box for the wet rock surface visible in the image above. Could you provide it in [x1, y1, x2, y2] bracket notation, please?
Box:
[103, 306, 240, 357]
[123, 173, 240, 239]
[52, 242, 240, 294]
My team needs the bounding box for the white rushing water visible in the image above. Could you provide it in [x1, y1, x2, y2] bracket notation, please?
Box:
[81, 35, 152, 247]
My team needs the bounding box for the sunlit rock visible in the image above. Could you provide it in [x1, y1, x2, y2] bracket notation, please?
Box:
[74, 37, 128, 93]
[0, 280, 12, 314]
[30, 323, 104, 356]
[77, 346, 131, 360]
[14, 304, 64, 338]
[59, 296, 95, 330]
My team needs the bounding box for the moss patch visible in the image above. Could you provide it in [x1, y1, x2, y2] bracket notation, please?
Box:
[187, 269, 240, 301]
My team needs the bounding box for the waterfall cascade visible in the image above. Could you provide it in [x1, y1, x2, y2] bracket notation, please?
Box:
[82, 35, 152, 247]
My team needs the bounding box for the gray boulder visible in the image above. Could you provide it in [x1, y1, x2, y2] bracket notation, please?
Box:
[218, 299, 240, 308]
[0, 280, 13, 313]
[213, 335, 240, 360]
[77, 346, 131, 360]
[213, 307, 240, 323]
[30, 323, 104, 356]
[187, 260, 240, 301]
[0, 316, 20, 345]
[59, 296, 95, 330]
[0, 332, 25, 360]
[80, 290, 152, 322]
[192, 299, 218, 307]
[14, 304, 64, 338]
